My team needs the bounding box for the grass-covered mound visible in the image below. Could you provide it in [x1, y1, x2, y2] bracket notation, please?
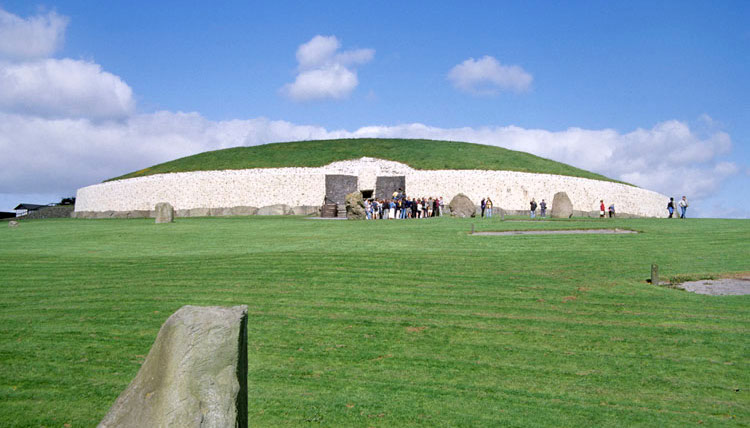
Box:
[1, 216, 747, 426]
[110, 138, 623, 183]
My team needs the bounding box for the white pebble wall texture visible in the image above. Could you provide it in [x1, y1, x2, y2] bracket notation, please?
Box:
[75, 157, 668, 217]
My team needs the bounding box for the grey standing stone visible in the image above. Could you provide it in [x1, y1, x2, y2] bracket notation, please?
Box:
[651, 264, 659, 285]
[345, 191, 366, 220]
[8, 220, 19, 228]
[154, 202, 174, 223]
[98, 305, 248, 428]
[448, 193, 476, 218]
[550, 192, 573, 219]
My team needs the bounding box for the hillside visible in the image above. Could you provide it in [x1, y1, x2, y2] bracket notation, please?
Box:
[109, 138, 625, 184]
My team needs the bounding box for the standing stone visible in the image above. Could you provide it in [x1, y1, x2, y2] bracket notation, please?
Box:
[154, 202, 174, 223]
[8, 220, 19, 228]
[345, 191, 366, 220]
[550, 192, 573, 219]
[448, 193, 476, 218]
[651, 264, 659, 285]
[98, 305, 248, 428]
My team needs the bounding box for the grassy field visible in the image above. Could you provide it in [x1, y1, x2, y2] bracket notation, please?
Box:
[109, 138, 623, 184]
[0, 216, 748, 427]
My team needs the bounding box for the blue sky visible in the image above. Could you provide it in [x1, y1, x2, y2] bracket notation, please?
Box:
[0, 1, 748, 217]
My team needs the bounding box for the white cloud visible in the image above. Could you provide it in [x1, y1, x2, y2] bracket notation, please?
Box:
[0, 58, 135, 120]
[448, 55, 532, 95]
[0, 8, 68, 60]
[282, 35, 374, 101]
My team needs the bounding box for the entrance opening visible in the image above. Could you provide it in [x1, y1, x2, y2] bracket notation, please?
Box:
[361, 190, 374, 199]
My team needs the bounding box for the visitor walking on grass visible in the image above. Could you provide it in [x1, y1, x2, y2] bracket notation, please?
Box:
[530, 199, 537, 218]
[667, 197, 675, 218]
[679, 196, 688, 218]
[608, 204, 615, 218]
[481, 198, 486, 218]
[599, 200, 605, 218]
[486, 197, 493, 218]
[539, 199, 547, 218]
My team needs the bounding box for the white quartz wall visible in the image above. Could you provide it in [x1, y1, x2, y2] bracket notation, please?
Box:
[76, 157, 668, 217]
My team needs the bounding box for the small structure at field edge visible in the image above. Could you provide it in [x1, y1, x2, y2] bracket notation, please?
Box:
[98, 305, 248, 428]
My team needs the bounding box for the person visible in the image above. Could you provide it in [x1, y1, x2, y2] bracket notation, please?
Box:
[679, 196, 688, 218]
[530, 199, 537, 218]
[389, 199, 396, 219]
[427, 197, 434, 217]
[364, 199, 372, 220]
[539, 199, 547, 218]
[480, 198, 486, 218]
[439, 197, 444, 216]
[667, 197, 675, 218]
[599, 200, 605, 218]
[608, 204, 615, 218]
[485, 197, 493, 218]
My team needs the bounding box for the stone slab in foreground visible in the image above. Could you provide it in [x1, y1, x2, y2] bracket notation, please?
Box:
[98, 305, 248, 428]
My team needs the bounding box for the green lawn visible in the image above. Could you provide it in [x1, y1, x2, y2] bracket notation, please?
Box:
[0, 216, 747, 427]
[109, 138, 624, 184]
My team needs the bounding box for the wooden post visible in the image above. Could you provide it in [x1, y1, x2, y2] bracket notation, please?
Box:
[651, 264, 659, 285]
[471, 223, 475, 234]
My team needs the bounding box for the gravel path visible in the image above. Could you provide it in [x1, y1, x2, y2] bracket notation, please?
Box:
[676, 277, 750, 296]
[473, 229, 638, 236]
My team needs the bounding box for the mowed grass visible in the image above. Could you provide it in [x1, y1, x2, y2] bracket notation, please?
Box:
[0, 216, 748, 427]
[109, 138, 622, 184]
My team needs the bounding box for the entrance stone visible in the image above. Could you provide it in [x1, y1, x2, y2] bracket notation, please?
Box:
[98, 305, 248, 428]
[345, 191, 366, 220]
[154, 202, 174, 223]
[550, 192, 573, 218]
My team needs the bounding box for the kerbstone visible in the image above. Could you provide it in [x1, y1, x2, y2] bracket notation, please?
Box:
[449, 193, 476, 218]
[550, 192, 573, 218]
[8, 220, 19, 228]
[345, 191, 366, 220]
[154, 202, 174, 223]
[98, 305, 248, 428]
[257, 204, 291, 216]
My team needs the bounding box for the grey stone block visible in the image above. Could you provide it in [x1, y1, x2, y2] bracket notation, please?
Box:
[98, 305, 248, 428]
[154, 202, 174, 223]
[257, 204, 291, 215]
[449, 193, 476, 218]
[550, 192, 573, 218]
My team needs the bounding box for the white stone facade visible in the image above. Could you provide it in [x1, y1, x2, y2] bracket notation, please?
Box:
[75, 157, 668, 217]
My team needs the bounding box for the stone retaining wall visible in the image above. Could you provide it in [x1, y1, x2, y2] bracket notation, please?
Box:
[76, 157, 668, 218]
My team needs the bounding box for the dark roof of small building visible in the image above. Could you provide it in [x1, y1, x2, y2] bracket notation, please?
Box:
[14, 203, 46, 210]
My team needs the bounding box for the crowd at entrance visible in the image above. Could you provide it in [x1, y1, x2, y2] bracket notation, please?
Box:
[365, 189, 444, 220]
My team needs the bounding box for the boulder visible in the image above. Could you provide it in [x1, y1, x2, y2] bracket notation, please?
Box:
[98, 305, 248, 428]
[345, 191, 366, 220]
[448, 193, 476, 218]
[154, 202, 174, 223]
[550, 192, 573, 219]
[8, 220, 18, 228]
[257, 204, 291, 216]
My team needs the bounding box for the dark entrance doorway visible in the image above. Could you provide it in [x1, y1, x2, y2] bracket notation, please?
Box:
[375, 176, 405, 200]
[361, 190, 373, 199]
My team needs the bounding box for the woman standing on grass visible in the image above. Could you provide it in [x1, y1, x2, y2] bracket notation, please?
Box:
[486, 197, 493, 218]
[599, 200, 606, 218]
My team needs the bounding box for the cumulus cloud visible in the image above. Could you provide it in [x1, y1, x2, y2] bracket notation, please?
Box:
[0, 8, 68, 60]
[448, 55, 532, 95]
[0, 58, 135, 120]
[281, 35, 374, 101]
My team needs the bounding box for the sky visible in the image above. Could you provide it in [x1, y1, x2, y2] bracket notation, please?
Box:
[0, 1, 748, 217]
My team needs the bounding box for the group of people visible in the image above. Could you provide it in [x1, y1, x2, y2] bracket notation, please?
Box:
[598, 200, 616, 218]
[480, 198, 495, 217]
[364, 190, 444, 220]
[667, 196, 689, 218]
[529, 199, 549, 218]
